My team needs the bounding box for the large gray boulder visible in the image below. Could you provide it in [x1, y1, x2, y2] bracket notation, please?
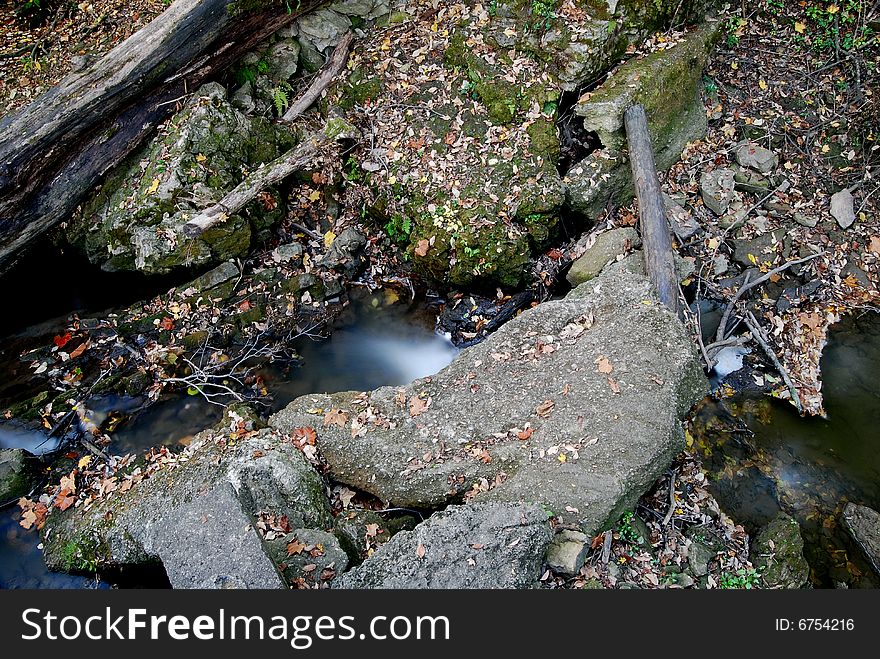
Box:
[271, 268, 708, 535]
[842, 503, 880, 577]
[335, 503, 552, 589]
[41, 427, 332, 588]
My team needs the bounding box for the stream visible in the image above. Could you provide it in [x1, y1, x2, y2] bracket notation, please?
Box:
[0, 285, 457, 588]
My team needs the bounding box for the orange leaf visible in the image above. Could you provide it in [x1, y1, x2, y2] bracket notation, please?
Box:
[68, 341, 89, 359]
[517, 427, 534, 441]
[53, 333, 72, 348]
[287, 539, 307, 556]
[159, 317, 174, 331]
[414, 239, 430, 257]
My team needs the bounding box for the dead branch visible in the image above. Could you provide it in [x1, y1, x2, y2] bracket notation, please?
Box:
[183, 134, 330, 236]
[715, 251, 824, 343]
[743, 311, 803, 413]
[282, 31, 354, 122]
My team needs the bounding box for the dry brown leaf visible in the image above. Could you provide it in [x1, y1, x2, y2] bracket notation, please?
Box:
[323, 408, 350, 428]
[414, 239, 430, 257]
[286, 539, 307, 556]
[409, 395, 430, 416]
[416, 543, 427, 558]
[596, 356, 614, 374]
[536, 399, 555, 418]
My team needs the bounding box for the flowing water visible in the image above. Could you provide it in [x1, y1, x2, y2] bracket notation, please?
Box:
[0, 292, 457, 588]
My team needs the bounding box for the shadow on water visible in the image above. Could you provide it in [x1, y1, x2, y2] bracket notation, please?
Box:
[692, 310, 880, 587]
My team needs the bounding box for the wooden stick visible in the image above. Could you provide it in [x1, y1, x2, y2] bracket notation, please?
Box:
[715, 251, 823, 343]
[743, 311, 803, 413]
[282, 31, 354, 122]
[623, 104, 680, 316]
[183, 134, 329, 236]
[662, 467, 679, 527]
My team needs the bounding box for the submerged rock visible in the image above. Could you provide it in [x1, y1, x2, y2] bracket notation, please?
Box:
[70, 83, 297, 274]
[0, 448, 40, 502]
[841, 503, 880, 578]
[334, 502, 552, 589]
[271, 267, 708, 535]
[41, 427, 331, 588]
[751, 512, 810, 588]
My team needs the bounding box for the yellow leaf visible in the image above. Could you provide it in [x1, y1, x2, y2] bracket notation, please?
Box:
[77, 455, 92, 469]
[196, 153, 207, 163]
[146, 178, 160, 194]
[323, 231, 336, 248]
[308, 190, 321, 202]
[730, 61, 738, 70]
[827, 4, 839, 15]
[794, 21, 806, 34]
[748, 253, 758, 265]
[558, 453, 567, 463]
[388, 175, 397, 185]
[759, 79, 768, 91]
[685, 429, 694, 448]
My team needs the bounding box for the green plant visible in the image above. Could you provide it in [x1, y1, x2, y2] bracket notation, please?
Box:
[15, 0, 52, 25]
[803, 1, 876, 55]
[617, 511, 640, 543]
[724, 16, 745, 47]
[384, 215, 412, 244]
[271, 84, 291, 116]
[530, 0, 557, 31]
[344, 155, 363, 182]
[720, 567, 763, 589]
[235, 59, 270, 86]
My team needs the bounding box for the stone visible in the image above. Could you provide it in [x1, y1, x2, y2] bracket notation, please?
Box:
[685, 524, 725, 577]
[271, 268, 708, 536]
[663, 193, 701, 240]
[566, 227, 641, 286]
[320, 228, 367, 277]
[71, 83, 295, 274]
[41, 427, 332, 588]
[752, 513, 809, 588]
[0, 448, 39, 502]
[265, 529, 349, 587]
[183, 261, 240, 295]
[733, 166, 772, 194]
[734, 141, 778, 174]
[567, 21, 718, 219]
[841, 503, 880, 577]
[793, 212, 818, 228]
[333, 509, 417, 562]
[266, 39, 301, 81]
[297, 38, 326, 73]
[700, 169, 738, 216]
[830, 189, 856, 229]
[732, 232, 780, 269]
[546, 529, 589, 576]
[272, 242, 304, 264]
[297, 9, 352, 53]
[334, 503, 552, 589]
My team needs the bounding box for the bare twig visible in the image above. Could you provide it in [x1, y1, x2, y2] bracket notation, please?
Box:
[662, 468, 679, 527]
[743, 311, 803, 413]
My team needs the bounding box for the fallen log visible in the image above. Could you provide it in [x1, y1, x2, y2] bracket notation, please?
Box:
[0, 0, 326, 272]
[623, 104, 680, 316]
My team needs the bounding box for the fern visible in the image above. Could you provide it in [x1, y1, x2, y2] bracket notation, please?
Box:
[272, 86, 289, 116]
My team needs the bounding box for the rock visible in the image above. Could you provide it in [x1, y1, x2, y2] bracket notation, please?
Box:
[320, 228, 367, 277]
[231, 80, 256, 114]
[271, 268, 708, 535]
[732, 232, 780, 269]
[266, 39, 300, 81]
[713, 254, 729, 276]
[546, 529, 589, 576]
[752, 513, 809, 588]
[182, 261, 240, 296]
[330, 0, 390, 20]
[685, 524, 725, 577]
[733, 165, 772, 194]
[700, 169, 738, 216]
[334, 503, 552, 589]
[841, 503, 880, 577]
[841, 260, 874, 291]
[567, 21, 718, 219]
[0, 448, 39, 502]
[71, 84, 295, 274]
[566, 227, 641, 286]
[664, 193, 701, 240]
[830, 189, 856, 229]
[265, 529, 349, 587]
[793, 212, 818, 228]
[333, 509, 417, 562]
[272, 242, 304, 264]
[297, 9, 352, 53]
[734, 141, 778, 174]
[297, 37, 326, 73]
[41, 427, 332, 588]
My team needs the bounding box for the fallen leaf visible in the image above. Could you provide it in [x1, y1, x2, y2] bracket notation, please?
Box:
[414, 239, 430, 257]
[517, 427, 534, 440]
[77, 455, 92, 470]
[323, 230, 336, 248]
[607, 377, 621, 394]
[416, 543, 426, 558]
[53, 333, 72, 348]
[159, 317, 174, 331]
[536, 399, 555, 418]
[596, 356, 614, 374]
[323, 409, 350, 428]
[409, 395, 430, 417]
[68, 341, 89, 359]
[286, 539, 307, 556]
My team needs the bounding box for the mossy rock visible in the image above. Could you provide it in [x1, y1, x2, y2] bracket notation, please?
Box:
[752, 513, 810, 589]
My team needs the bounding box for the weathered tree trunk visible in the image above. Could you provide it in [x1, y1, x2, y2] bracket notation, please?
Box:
[0, 0, 325, 272]
[623, 104, 680, 316]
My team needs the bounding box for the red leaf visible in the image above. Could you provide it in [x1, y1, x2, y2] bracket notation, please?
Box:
[159, 317, 174, 331]
[53, 333, 72, 348]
